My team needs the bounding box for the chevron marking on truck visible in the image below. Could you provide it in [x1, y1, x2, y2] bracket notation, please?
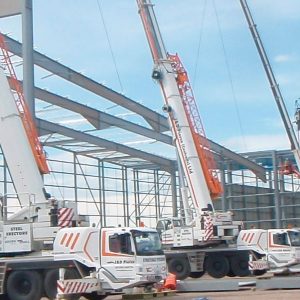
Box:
[242, 232, 255, 243]
[204, 216, 213, 241]
[249, 260, 269, 270]
[59, 232, 81, 251]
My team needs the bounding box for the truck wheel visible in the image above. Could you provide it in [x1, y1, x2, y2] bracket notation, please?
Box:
[226, 270, 236, 277]
[230, 256, 250, 277]
[7, 270, 43, 300]
[253, 269, 266, 276]
[44, 269, 59, 300]
[168, 258, 191, 280]
[44, 268, 81, 300]
[83, 292, 107, 300]
[205, 255, 229, 279]
[189, 271, 205, 278]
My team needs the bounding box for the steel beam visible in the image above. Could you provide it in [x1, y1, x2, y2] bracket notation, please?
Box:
[34, 87, 173, 144]
[209, 138, 266, 182]
[3, 38, 266, 178]
[37, 118, 173, 171]
[34, 86, 266, 179]
[4, 35, 169, 133]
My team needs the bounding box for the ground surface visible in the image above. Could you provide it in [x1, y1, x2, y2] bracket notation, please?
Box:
[104, 289, 300, 300]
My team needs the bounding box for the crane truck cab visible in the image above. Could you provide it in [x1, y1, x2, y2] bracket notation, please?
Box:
[54, 226, 167, 299]
[237, 228, 300, 274]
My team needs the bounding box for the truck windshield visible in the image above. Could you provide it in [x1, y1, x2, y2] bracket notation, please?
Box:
[131, 230, 164, 256]
[288, 231, 300, 246]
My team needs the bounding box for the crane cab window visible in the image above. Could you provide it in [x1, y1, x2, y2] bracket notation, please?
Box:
[109, 233, 133, 255]
[288, 231, 300, 246]
[272, 232, 289, 246]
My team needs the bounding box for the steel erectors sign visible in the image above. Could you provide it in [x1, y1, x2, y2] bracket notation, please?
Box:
[0, 224, 32, 252]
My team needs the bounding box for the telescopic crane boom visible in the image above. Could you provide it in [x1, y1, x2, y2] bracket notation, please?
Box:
[0, 33, 50, 215]
[137, 0, 241, 240]
[239, 0, 300, 174]
[136, 0, 248, 281]
[137, 0, 222, 217]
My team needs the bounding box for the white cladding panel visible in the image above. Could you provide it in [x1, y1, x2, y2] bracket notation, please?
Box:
[0, 0, 21, 18]
[0, 67, 47, 206]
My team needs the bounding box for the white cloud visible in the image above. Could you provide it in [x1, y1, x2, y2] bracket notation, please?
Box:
[274, 54, 293, 63]
[221, 134, 290, 153]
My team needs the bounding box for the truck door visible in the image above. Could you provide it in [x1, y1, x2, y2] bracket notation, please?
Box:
[100, 230, 136, 281]
[267, 231, 293, 267]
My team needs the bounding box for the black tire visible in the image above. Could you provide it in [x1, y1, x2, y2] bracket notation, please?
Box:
[189, 271, 205, 278]
[83, 292, 107, 300]
[226, 270, 236, 277]
[44, 269, 59, 300]
[205, 255, 229, 279]
[230, 255, 250, 277]
[253, 269, 267, 276]
[168, 257, 191, 280]
[6, 270, 43, 300]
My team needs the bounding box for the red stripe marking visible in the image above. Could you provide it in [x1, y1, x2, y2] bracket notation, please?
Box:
[70, 233, 80, 250]
[65, 233, 74, 247]
[66, 281, 73, 293]
[57, 281, 65, 293]
[72, 282, 79, 293]
[60, 233, 68, 245]
[248, 233, 255, 243]
[84, 283, 89, 293]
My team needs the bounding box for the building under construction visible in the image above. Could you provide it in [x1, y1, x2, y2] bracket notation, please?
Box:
[0, 1, 299, 232]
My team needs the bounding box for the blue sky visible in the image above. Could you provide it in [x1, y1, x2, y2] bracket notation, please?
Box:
[1, 0, 300, 156]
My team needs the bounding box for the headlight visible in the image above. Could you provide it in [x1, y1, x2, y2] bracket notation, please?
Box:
[146, 267, 153, 272]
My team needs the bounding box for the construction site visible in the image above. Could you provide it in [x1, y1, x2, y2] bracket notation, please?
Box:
[0, 1, 300, 300]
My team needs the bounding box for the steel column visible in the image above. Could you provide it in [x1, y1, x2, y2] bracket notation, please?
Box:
[22, 0, 34, 115]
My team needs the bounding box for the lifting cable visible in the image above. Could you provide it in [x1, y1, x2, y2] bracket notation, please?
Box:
[212, 0, 248, 151]
[96, 0, 124, 94]
[192, 0, 207, 85]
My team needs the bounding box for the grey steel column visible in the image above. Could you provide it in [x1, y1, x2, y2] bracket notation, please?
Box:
[272, 151, 281, 228]
[227, 163, 233, 211]
[22, 0, 34, 115]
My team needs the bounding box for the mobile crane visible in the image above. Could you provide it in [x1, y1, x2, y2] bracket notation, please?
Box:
[239, 0, 300, 176]
[235, 0, 300, 275]
[237, 228, 300, 275]
[137, 0, 249, 280]
[0, 33, 166, 300]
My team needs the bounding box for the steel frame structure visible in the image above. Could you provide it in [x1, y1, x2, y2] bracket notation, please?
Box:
[1, 148, 299, 229]
[1, 2, 299, 230]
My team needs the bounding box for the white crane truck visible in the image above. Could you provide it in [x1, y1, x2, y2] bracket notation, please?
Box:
[0, 34, 166, 300]
[240, 0, 300, 173]
[137, 0, 250, 280]
[238, 228, 300, 275]
[237, 0, 300, 275]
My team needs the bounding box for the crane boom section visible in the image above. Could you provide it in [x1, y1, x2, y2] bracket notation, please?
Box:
[240, 0, 300, 160]
[0, 33, 49, 174]
[0, 64, 47, 206]
[138, 0, 222, 213]
[168, 54, 222, 199]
